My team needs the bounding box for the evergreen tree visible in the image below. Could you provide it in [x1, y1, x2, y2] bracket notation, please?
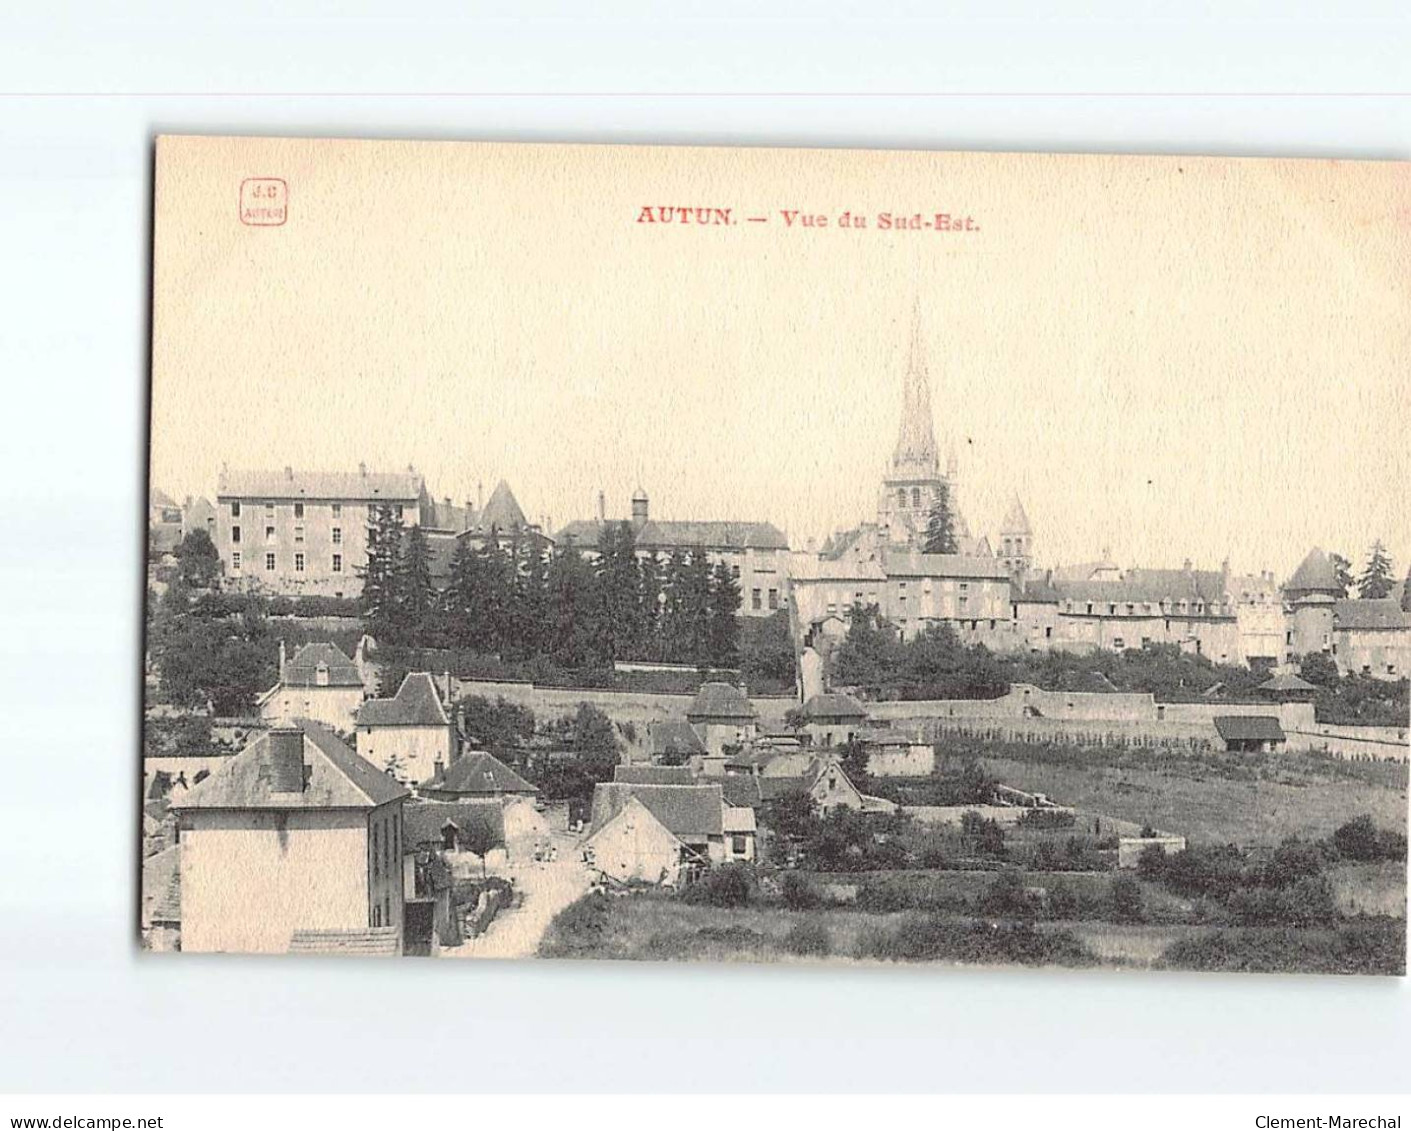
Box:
[545, 537, 598, 667]
[510, 536, 550, 660]
[682, 550, 714, 666]
[1359, 541, 1395, 600]
[358, 504, 403, 641]
[707, 560, 742, 667]
[398, 523, 436, 642]
[475, 529, 514, 654]
[443, 535, 482, 648]
[659, 547, 691, 663]
[592, 521, 643, 662]
[922, 483, 958, 554]
[637, 551, 664, 660]
[1331, 553, 1355, 598]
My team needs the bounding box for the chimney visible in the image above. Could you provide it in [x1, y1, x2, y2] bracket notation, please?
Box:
[278, 639, 287, 681]
[464, 498, 474, 532]
[284, 465, 293, 480]
[1183, 558, 1193, 572]
[597, 490, 606, 523]
[631, 488, 649, 527]
[359, 462, 368, 477]
[477, 481, 484, 511]
[268, 728, 306, 793]
[443, 670, 452, 704]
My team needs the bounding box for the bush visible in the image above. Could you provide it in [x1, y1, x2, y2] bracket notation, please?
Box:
[783, 920, 832, 958]
[1161, 920, 1405, 976]
[1227, 875, 1338, 928]
[681, 863, 754, 908]
[1331, 815, 1408, 863]
[1108, 873, 1144, 923]
[979, 870, 1033, 919]
[1017, 808, 1077, 830]
[779, 870, 821, 910]
[539, 893, 610, 958]
[1045, 881, 1080, 920]
[856, 912, 1096, 967]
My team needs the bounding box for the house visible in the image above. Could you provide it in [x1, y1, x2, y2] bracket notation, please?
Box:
[643, 719, 708, 765]
[722, 804, 758, 863]
[1257, 672, 1318, 704]
[1332, 598, 1410, 681]
[258, 641, 367, 733]
[686, 682, 759, 758]
[140, 845, 182, 952]
[355, 671, 455, 785]
[799, 692, 868, 747]
[758, 753, 867, 814]
[170, 722, 409, 955]
[148, 488, 185, 559]
[556, 489, 789, 617]
[614, 765, 696, 786]
[857, 726, 936, 777]
[1214, 715, 1287, 754]
[584, 782, 732, 884]
[215, 464, 423, 597]
[417, 751, 539, 802]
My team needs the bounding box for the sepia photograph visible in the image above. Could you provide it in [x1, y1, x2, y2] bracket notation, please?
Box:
[142, 135, 1409, 975]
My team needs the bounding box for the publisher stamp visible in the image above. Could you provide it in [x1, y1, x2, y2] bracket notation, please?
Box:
[239, 178, 288, 226]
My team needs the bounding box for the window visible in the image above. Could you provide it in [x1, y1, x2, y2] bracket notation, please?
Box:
[294, 553, 305, 572]
[265, 503, 274, 517]
[897, 488, 906, 506]
[293, 502, 304, 518]
[767, 588, 779, 610]
[372, 907, 381, 928]
[394, 504, 404, 520]
[294, 526, 304, 543]
[1113, 637, 1125, 650]
[231, 525, 241, 544]
[731, 564, 740, 579]
[265, 552, 276, 571]
[332, 526, 342, 544]
[372, 824, 380, 877]
[231, 552, 241, 572]
[911, 487, 921, 507]
[332, 503, 342, 518]
[751, 588, 762, 611]
[1044, 626, 1052, 639]
[332, 554, 342, 573]
[265, 526, 275, 541]
[231, 501, 241, 518]
[731, 835, 748, 856]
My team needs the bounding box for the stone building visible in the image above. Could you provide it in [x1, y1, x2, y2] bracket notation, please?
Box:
[215, 464, 423, 597]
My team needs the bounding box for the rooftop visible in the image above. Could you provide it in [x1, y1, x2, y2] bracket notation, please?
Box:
[686, 682, 758, 722]
[557, 517, 788, 552]
[283, 642, 364, 688]
[1214, 715, 1287, 743]
[173, 722, 409, 811]
[801, 692, 868, 720]
[402, 799, 505, 851]
[419, 751, 538, 796]
[218, 466, 422, 503]
[356, 672, 450, 727]
[587, 782, 724, 840]
[645, 719, 708, 758]
[614, 764, 696, 786]
[1334, 598, 1409, 632]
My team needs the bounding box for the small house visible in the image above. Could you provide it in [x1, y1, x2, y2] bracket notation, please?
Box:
[355, 671, 455, 785]
[1214, 715, 1287, 754]
[418, 751, 539, 802]
[799, 692, 868, 747]
[257, 642, 367, 733]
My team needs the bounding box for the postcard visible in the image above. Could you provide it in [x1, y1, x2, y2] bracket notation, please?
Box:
[144, 136, 1408, 973]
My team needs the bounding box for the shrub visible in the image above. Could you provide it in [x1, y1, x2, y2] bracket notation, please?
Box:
[1017, 808, 1077, 830]
[783, 920, 832, 958]
[1227, 875, 1337, 928]
[539, 893, 610, 958]
[1046, 881, 1080, 920]
[855, 881, 914, 913]
[979, 870, 1033, 919]
[1108, 873, 1144, 923]
[779, 870, 821, 910]
[1331, 815, 1408, 863]
[856, 912, 1096, 967]
[1161, 920, 1405, 976]
[681, 863, 754, 908]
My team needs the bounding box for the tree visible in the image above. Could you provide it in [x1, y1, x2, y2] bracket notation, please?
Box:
[459, 817, 501, 879]
[1358, 541, 1395, 599]
[637, 551, 664, 659]
[832, 603, 903, 689]
[443, 535, 483, 648]
[1402, 566, 1411, 613]
[921, 483, 958, 554]
[838, 737, 871, 795]
[545, 537, 599, 667]
[740, 610, 796, 689]
[1298, 650, 1340, 690]
[398, 523, 436, 641]
[706, 560, 742, 667]
[358, 505, 404, 641]
[1330, 553, 1354, 598]
[174, 529, 222, 588]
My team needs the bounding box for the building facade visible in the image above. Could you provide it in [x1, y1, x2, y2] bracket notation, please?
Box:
[216, 465, 423, 597]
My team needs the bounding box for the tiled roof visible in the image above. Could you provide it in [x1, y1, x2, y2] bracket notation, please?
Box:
[1214, 715, 1286, 742]
[1287, 547, 1341, 594]
[857, 727, 917, 747]
[686, 682, 757, 721]
[480, 480, 528, 531]
[218, 467, 422, 503]
[557, 518, 788, 551]
[287, 927, 401, 956]
[1257, 673, 1317, 694]
[587, 782, 724, 840]
[1334, 598, 1409, 631]
[402, 799, 504, 851]
[150, 488, 179, 510]
[879, 551, 1011, 581]
[173, 721, 409, 811]
[283, 643, 364, 688]
[418, 751, 538, 796]
[646, 720, 708, 758]
[356, 672, 450, 727]
[1056, 568, 1230, 607]
[141, 845, 182, 928]
[719, 776, 764, 808]
[723, 806, 757, 834]
[1013, 576, 1062, 604]
[801, 692, 867, 720]
[614, 764, 696, 786]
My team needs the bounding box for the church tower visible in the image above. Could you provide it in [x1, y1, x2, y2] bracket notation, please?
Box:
[878, 302, 959, 550]
[999, 496, 1033, 580]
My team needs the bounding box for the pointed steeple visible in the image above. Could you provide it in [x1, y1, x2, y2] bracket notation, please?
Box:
[1001, 496, 1032, 535]
[891, 300, 939, 475]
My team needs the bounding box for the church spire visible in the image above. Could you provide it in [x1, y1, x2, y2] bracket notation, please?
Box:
[891, 299, 940, 475]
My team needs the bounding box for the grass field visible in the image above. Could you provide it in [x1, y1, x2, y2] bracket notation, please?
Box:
[980, 755, 1407, 846]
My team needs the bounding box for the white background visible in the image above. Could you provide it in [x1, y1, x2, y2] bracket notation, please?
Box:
[1, 2, 1409, 1095]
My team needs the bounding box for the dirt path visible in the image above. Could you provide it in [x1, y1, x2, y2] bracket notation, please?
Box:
[440, 832, 591, 961]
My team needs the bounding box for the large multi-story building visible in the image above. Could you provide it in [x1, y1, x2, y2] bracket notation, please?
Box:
[1283, 547, 1410, 680]
[556, 491, 789, 617]
[215, 465, 423, 597]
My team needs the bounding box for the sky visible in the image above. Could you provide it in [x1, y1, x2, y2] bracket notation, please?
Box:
[150, 137, 1410, 583]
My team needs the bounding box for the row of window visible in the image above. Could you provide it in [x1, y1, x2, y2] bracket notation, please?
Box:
[1067, 600, 1229, 617]
[750, 588, 780, 611]
[230, 524, 343, 545]
[230, 501, 403, 520]
[231, 552, 342, 573]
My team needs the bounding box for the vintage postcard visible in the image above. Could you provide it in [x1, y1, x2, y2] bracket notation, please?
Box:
[143, 136, 1409, 974]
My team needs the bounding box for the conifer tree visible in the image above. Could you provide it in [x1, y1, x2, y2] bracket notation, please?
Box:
[922, 483, 958, 554]
[398, 523, 436, 641]
[1359, 541, 1395, 600]
[1331, 553, 1355, 598]
[546, 536, 597, 667]
[444, 535, 482, 648]
[358, 504, 403, 641]
[707, 560, 743, 667]
[660, 547, 691, 663]
[637, 551, 663, 660]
